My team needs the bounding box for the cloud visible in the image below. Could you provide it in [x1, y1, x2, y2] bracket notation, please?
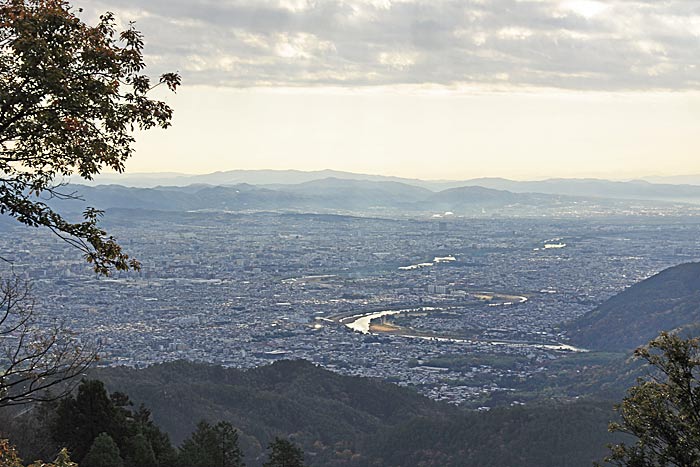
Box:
[76, 0, 700, 91]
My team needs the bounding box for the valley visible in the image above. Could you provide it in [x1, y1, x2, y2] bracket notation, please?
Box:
[3, 208, 698, 407]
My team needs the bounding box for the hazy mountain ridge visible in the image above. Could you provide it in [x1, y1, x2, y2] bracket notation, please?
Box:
[568, 262, 700, 352]
[85, 169, 444, 190]
[82, 169, 700, 204]
[426, 185, 564, 208]
[464, 177, 700, 203]
[643, 174, 700, 185]
[45, 177, 689, 217]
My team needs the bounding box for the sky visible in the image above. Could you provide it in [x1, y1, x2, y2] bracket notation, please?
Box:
[75, 0, 700, 180]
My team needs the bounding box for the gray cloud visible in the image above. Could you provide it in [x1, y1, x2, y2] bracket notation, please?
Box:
[78, 0, 700, 90]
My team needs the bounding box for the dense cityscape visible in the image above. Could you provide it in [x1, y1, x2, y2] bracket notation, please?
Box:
[4, 0, 700, 464]
[3, 209, 699, 406]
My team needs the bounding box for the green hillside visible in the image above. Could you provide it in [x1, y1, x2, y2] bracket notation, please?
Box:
[568, 262, 700, 352]
[94, 360, 621, 467]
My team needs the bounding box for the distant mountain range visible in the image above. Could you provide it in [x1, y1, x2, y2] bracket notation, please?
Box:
[463, 178, 700, 203]
[84, 169, 445, 189]
[80, 169, 700, 204]
[568, 262, 700, 352]
[643, 174, 700, 185]
[43, 176, 699, 218]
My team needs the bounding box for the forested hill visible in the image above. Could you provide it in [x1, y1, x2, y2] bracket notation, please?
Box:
[96, 359, 442, 450]
[95, 360, 621, 467]
[568, 262, 700, 352]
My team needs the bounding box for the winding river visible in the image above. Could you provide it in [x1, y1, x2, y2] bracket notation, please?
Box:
[340, 307, 438, 333]
[339, 306, 587, 353]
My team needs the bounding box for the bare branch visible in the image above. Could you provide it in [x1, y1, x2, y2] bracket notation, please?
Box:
[0, 276, 96, 407]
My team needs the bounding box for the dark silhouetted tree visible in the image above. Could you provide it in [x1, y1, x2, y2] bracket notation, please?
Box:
[602, 332, 700, 466]
[263, 437, 305, 467]
[132, 404, 178, 467]
[178, 420, 244, 467]
[82, 433, 123, 467]
[53, 380, 117, 461]
[123, 433, 156, 467]
[52, 379, 175, 465]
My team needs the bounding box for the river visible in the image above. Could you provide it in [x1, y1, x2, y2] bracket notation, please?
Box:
[340, 307, 587, 353]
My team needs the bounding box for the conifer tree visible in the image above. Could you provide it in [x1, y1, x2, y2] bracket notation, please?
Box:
[123, 433, 156, 467]
[53, 380, 117, 462]
[82, 433, 124, 467]
[263, 438, 306, 467]
[52, 379, 175, 466]
[178, 420, 244, 467]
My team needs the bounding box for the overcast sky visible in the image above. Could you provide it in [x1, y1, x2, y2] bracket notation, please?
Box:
[76, 0, 700, 180]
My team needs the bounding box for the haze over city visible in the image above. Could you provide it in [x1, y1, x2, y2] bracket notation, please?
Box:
[7, 1, 700, 466]
[72, 0, 700, 180]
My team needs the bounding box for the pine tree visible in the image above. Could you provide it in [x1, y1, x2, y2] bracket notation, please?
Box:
[123, 433, 156, 467]
[178, 420, 244, 467]
[52, 380, 175, 465]
[133, 404, 179, 466]
[263, 438, 306, 467]
[53, 380, 117, 462]
[82, 433, 124, 467]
